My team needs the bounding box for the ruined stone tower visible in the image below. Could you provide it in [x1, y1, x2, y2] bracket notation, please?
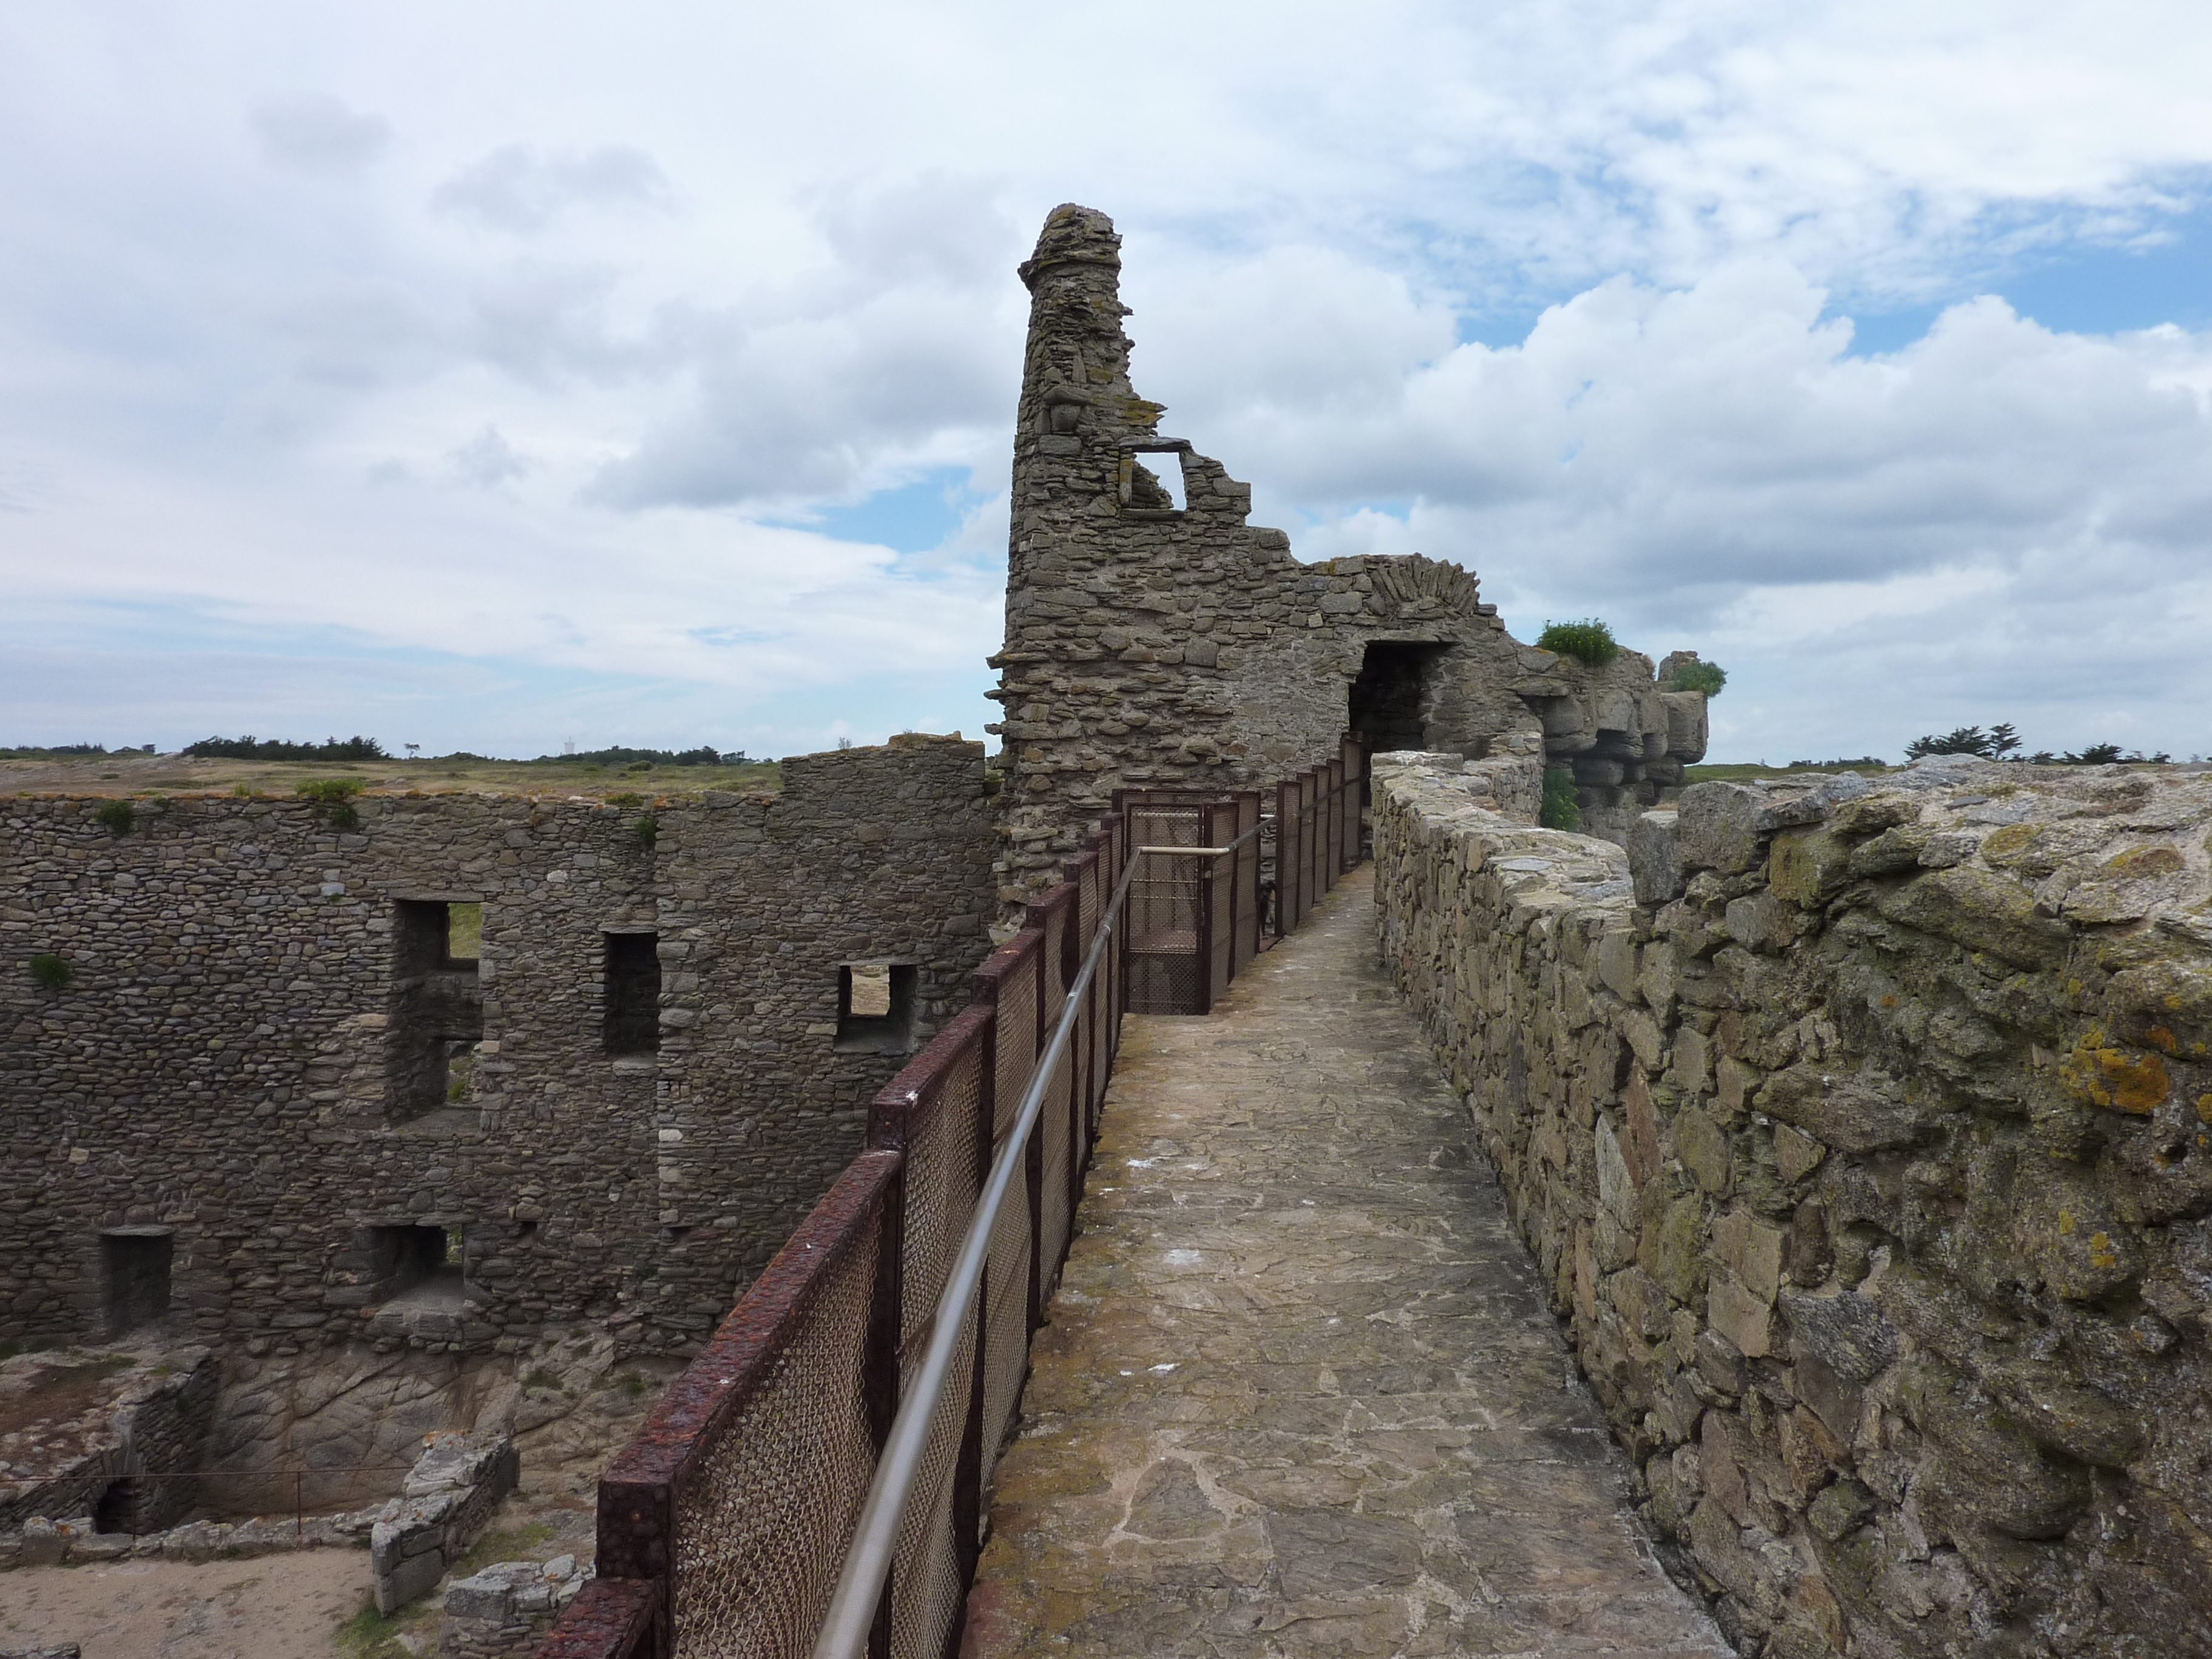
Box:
[986, 205, 1714, 903]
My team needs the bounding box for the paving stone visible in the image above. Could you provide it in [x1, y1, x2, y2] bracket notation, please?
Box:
[964, 870, 1728, 1657]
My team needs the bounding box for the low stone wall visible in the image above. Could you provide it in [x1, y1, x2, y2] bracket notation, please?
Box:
[370, 1428, 520, 1613]
[0, 1346, 216, 1532]
[439, 1555, 590, 1658]
[1373, 754, 2212, 1658]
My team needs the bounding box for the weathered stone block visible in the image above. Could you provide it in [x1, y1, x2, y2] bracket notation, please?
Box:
[1628, 810, 1684, 906]
[1673, 1107, 1731, 1196]
[1874, 865, 2070, 969]
[1768, 825, 1855, 908]
[1712, 1209, 1784, 1305]
[1708, 1274, 1780, 1358]
[1677, 783, 1826, 875]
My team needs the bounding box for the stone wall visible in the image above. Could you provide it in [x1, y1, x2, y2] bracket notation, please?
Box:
[987, 204, 1708, 902]
[0, 1345, 217, 1531]
[1373, 752, 2212, 1658]
[1, 736, 994, 1358]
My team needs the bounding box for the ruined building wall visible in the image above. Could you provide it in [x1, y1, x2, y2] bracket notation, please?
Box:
[988, 204, 1711, 901]
[1373, 752, 2212, 1658]
[1, 736, 994, 1358]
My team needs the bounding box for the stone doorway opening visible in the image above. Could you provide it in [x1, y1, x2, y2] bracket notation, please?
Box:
[101, 1227, 172, 1338]
[1350, 641, 1451, 754]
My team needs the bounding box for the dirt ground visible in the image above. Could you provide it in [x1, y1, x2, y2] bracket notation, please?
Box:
[0, 1550, 374, 1659]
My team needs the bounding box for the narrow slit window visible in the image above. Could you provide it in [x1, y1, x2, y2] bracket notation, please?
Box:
[605, 931, 662, 1055]
[837, 963, 916, 1054]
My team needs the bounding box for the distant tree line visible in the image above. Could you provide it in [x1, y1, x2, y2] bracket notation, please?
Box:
[529, 746, 751, 767]
[0, 743, 154, 759]
[187, 735, 388, 760]
[1904, 725, 2170, 765]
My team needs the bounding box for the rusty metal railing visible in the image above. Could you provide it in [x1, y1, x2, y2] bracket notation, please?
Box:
[537, 740, 1367, 1659]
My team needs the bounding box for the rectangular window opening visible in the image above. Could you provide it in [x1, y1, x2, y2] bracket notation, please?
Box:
[1127, 449, 1187, 510]
[837, 963, 916, 1054]
[359, 1223, 464, 1306]
[604, 931, 662, 1055]
[101, 1229, 172, 1338]
[389, 900, 486, 1119]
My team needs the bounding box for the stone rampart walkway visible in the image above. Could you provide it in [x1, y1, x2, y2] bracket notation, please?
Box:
[962, 868, 1728, 1658]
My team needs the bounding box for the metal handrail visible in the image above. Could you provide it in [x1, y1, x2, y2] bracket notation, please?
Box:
[1135, 816, 1270, 858]
[808, 844, 1147, 1659]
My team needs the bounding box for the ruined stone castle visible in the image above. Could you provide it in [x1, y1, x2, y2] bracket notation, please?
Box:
[10, 204, 2207, 1659]
[2, 202, 1705, 1365]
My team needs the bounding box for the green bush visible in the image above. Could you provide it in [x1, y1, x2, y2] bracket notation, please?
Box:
[1536, 618, 1620, 668]
[94, 799, 135, 837]
[297, 777, 366, 830]
[1540, 767, 1582, 831]
[1666, 659, 1727, 697]
[29, 953, 72, 991]
[632, 813, 659, 850]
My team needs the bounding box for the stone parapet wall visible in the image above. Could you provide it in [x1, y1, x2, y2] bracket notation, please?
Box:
[1373, 755, 2212, 1658]
[2, 737, 993, 1357]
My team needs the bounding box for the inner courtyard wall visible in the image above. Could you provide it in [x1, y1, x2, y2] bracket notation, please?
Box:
[1, 735, 994, 1359]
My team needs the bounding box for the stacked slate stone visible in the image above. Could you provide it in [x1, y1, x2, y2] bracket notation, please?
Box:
[1, 737, 993, 1361]
[987, 204, 1708, 910]
[1373, 752, 2212, 1659]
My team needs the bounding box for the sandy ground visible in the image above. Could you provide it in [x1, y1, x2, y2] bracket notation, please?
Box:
[0, 1549, 373, 1659]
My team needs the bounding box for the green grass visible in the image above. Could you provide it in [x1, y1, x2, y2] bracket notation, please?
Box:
[455, 1518, 560, 1578]
[1684, 761, 1896, 782]
[1665, 659, 1727, 697]
[335, 1598, 411, 1659]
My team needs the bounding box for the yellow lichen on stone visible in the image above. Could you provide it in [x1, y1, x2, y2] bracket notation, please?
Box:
[2146, 1024, 2177, 1053]
[2058, 1030, 2171, 1114]
[2088, 1231, 2119, 1270]
[2098, 845, 2184, 879]
[2197, 1092, 2212, 1126]
[1981, 823, 2041, 864]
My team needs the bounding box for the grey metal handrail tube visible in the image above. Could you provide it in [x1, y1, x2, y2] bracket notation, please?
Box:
[1135, 816, 1270, 858]
[808, 846, 1149, 1659]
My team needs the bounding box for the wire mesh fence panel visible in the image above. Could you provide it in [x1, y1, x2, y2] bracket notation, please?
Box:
[1204, 802, 1238, 1007]
[980, 940, 1040, 1142]
[1230, 793, 1260, 980]
[656, 1157, 898, 1659]
[870, 1010, 990, 1349]
[1033, 1036, 1075, 1293]
[1301, 774, 1318, 916]
[978, 1163, 1034, 1487]
[887, 1290, 977, 1659]
[1340, 734, 1367, 868]
[1276, 777, 1304, 936]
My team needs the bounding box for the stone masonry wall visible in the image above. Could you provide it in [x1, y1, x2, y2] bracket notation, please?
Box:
[1373, 752, 2212, 1658]
[1, 736, 993, 1359]
[987, 204, 1711, 904]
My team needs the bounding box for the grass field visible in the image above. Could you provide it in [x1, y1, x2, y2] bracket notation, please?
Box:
[1683, 760, 1897, 783]
[2, 750, 784, 800]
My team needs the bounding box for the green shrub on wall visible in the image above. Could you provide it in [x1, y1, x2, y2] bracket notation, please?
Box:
[94, 799, 135, 837]
[1535, 618, 1620, 668]
[1666, 659, 1727, 697]
[1540, 767, 1582, 831]
[295, 777, 366, 830]
[28, 953, 72, 991]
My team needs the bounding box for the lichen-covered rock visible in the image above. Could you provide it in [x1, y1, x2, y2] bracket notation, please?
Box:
[1375, 754, 2212, 1658]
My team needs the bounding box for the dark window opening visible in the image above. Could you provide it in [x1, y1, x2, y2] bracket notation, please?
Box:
[388, 900, 484, 1119]
[836, 963, 916, 1054]
[604, 931, 662, 1054]
[101, 1229, 171, 1337]
[1350, 640, 1452, 755]
[358, 1223, 463, 1305]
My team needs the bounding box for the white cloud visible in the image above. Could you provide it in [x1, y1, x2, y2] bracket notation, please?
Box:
[432, 144, 672, 235]
[250, 93, 390, 171]
[4, 1, 2212, 758]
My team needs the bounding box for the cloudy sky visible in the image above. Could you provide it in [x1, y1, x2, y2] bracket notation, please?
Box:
[4, 2, 2210, 763]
